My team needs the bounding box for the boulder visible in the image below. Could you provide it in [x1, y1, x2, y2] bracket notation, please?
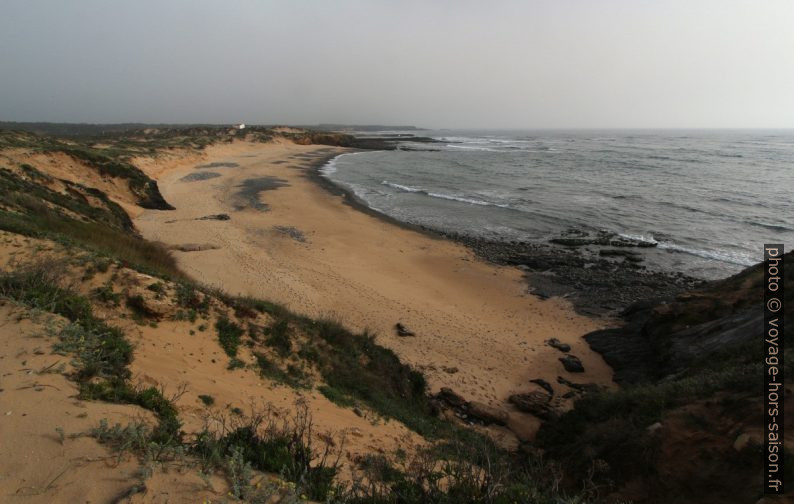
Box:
[509, 391, 554, 419]
[529, 378, 554, 395]
[547, 338, 571, 353]
[437, 387, 466, 408]
[557, 376, 603, 395]
[467, 401, 509, 425]
[395, 322, 415, 337]
[559, 354, 585, 373]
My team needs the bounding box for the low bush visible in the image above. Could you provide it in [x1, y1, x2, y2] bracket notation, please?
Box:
[265, 318, 292, 356]
[216, 316, 244, 357]
[191, 402, 339, 501]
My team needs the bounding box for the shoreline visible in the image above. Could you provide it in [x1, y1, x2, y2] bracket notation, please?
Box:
[134, 140, 616, 443]
[305, 150, 452, 241]
[311, 151, 701, 317]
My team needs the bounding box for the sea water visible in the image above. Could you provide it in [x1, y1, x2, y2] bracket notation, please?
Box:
[322, 129, 794, 279]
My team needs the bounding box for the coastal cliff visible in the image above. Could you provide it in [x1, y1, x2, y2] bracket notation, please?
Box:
[586, 250, 792, 384]
[537, 251, 792, 503]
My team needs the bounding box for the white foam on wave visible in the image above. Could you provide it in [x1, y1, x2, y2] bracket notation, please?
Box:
[381, 180, 510, 208]
[616, 232, 756, 266]
[381, 180, 422, 192]
[617, 233, 659, 245]
[319, 151, 373, 176]
[445, 144, 499, 152]
[657, 242, 756, 266]
[427, 191, 509, 208]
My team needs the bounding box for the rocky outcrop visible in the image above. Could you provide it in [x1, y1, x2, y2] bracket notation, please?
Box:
[433, 388, 509, 426]
[509, 391, 554, 419]
[584, 251, 793, 384]
[467, 401, 509, 425]
[529, 378, 554, 395]
[437, 387, 466, 408]
[559, 355, 585, 373]
[424, 231, 698, 316]
[546, 338, 571, 353]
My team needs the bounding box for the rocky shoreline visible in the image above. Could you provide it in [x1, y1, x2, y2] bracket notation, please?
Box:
[425, 228, 702, 317]
[308, 150, 700, 318]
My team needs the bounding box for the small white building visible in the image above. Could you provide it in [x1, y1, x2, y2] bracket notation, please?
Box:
[237, 123, 246, 130]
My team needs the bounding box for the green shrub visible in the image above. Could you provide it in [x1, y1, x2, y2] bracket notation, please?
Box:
[191, 403, 338, 501]
[265, 318, 292, 356]
[227, 357, 245, 370]
[254, 353, 290, 383]
[0, 265, 92, 321]
[93, 282, 121, 306]
[216, 316, 244, 357]
[174, 282, 209, 313]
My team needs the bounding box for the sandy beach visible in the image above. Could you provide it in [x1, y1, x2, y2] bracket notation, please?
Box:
[134, 140, 615, 440]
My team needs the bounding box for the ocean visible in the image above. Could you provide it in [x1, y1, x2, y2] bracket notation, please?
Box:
[321, 129, 794, 279]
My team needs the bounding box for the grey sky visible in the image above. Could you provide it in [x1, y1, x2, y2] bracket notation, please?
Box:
[1, 0, 792, 128]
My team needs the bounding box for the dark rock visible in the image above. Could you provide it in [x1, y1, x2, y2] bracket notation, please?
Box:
[430, 231, 698, 317]
[529, 378, 554, 395]
[557, 376, 603, 395]
[550, 232, 658, 249]
[395, 322, 415, 337]
[583, 251, 793, 384]
[467, 401, 509, 425]
[559, 355, 585, 373]
[509, 392, 554, 419]
[549, 237, 591, 247]
[546, 338, 571, 353]
[599, 249, 643, 263]
[437, 387, 466, 408]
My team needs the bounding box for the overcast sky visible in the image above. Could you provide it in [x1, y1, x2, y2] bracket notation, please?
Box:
[1, 1, 792, 128]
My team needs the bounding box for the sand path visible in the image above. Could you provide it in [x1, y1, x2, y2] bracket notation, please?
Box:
[134, 141, 614, 438]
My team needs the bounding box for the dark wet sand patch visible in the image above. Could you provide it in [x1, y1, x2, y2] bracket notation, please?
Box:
[170, 243, 220, 252]
[196, 162, 240, 169]
[273, 225, 307, 243]
[233, 176, 289, 211]
[180, 172, 222, 182]
[196, 213, 231, 221]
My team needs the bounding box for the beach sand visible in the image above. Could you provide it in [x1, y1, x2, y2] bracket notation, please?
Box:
[134, 140, 615, 440]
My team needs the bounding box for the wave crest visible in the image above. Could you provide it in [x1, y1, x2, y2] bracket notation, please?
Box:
[381, 181, 509, 208]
